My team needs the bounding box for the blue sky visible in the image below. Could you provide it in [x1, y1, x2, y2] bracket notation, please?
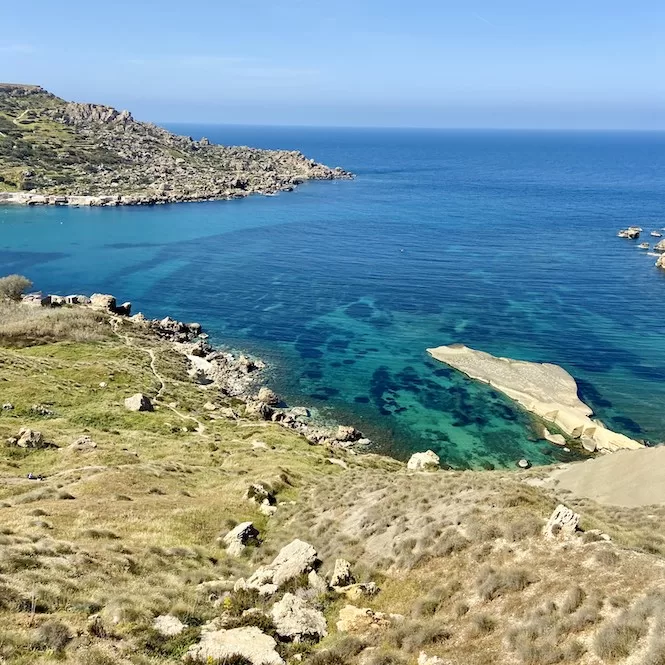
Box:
[2, 0, 665, 128]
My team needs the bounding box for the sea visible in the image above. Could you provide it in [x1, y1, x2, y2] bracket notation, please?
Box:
[2, 126, 665, 469]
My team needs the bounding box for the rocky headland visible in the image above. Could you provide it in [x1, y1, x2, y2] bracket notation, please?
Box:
[427, 344, 645, 454]
[0, 83, 352, 206]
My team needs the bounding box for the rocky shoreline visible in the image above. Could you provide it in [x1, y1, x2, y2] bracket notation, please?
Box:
[20, 290, 371, 451]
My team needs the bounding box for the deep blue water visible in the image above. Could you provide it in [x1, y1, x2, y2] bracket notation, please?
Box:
[2, 126, 665, 468]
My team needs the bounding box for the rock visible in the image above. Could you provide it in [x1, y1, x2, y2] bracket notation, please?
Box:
[545, 432, 567, 446]
[289, 407, 310, 419]
[330, 559, 355, 587]
[246, 539, 318, 590]
[30, 404, 53, 416]
[203, 402, 217, 411]
[116, 301, 132, 316]
[517, 459, 531, 469]
[221, 522, 259, 557]
[270, 593, 327, 642]
[328, 458, 348, 469]
[336, 583, 380, 601]
[65, 294, 90, 305]
[259, 501, 277, 517]
[638, 242, 650, 249]
[185, 626, 283, 665]
[245, 400, 274, 421]
[258, 387, 280, 406]
[9, 427, 47, 449]
[308, 570, 329, 594]
[655, 239, 665, 252]
[617, 227, 641, 239]
[336, 426, 362, 442]
[581, 437, 597, 452]
[2, 403, 14, 410]
[543, 504, 580, 539]
[90, 293, 117, 311]
[418, 652, 448, 665]
[336, 605, 397, 634]
[124, 393, 153, 412]
[245, 483, 276, 505]
[656, 254, 665, 270]
[153, 614, 186, 636]
[68, 435, 97, 451]
[407, 450, 440, 471]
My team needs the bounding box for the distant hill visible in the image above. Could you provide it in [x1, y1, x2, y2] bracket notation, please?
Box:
[0, 84, 351, 205]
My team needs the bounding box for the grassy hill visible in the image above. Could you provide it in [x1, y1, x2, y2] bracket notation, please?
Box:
[1, 298, 664, 665]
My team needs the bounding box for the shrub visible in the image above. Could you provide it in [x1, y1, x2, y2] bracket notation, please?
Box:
[560, 586, 585, 615]
[594, 612, 647, 660]
[0, 275, 32, 302]
[476, 566, 534, 601]
[35, 619, 72, 651]
[139, 626, 201, 658]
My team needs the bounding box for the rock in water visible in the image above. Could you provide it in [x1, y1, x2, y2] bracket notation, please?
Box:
[337, 425, 362, 442]
[543, 504, 580, 539]
[221, 522, 259, 557]
[185, 626, 284, 665]
[124, 393, 153, 412]
[407, 450, 440, 471]
[270, 593, 328, 642]
[655, 238, 665, 252]
[656, 254, 665, 270]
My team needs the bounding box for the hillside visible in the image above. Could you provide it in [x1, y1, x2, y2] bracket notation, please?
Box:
[1, 289, 665, 665]
[0, 84, 351, 205]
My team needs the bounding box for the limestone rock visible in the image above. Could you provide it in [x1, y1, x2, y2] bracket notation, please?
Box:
[418, 652, 448, 665]
[336, 583, 380, 601]
[222, 522, 259, 557]
[517, 459, 531, 469]
[336, 605, 397, 634]
[617, 227, 641, 239]
[153, 614, 186, 636]
[90, 293, 117, 311]
[68, 435, 97, 451]
[407, 450, 440, 471]
[656, 254, 665, 270]
[124, 393, 153, 412]
[2, 403, 14, 410]
[308, 570, 329, 594]
[246, 539, 318, 590]
[336, 426, 362, 442]
[9, 427, 47, 449]
[270, 593, 327, 642]
[330, 559, 355, 587]
[258, 387, 280, 406]
[245, 400, 274, 421]
[655, 238, 665, 252]
[185, 626, 283, 665]
[544, 504, 580, 539]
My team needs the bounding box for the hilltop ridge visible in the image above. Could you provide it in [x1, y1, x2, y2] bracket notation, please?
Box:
[0, 84, 352, 206]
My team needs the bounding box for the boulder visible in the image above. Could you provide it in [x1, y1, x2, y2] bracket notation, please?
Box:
[617, 227, 641, 239]
[581, 437, 597, 453]
[245, 400, 274, 421]
[246, 539, 318, 590]
[330, 559, 355, 587]
[65, 294, 90, 305]
[517, 459, 531, 469]
[656, 254, 665, 270]
[124, 393, 153, 412]
[10, 427, 47, 449]
[336, 583, 379, 601]
[153, 614, 186, 636]
[336, 605, 397, 634]
[115, 301, 132, 316]
[336, 426, 362, 442]
[2, 403, 14, 410]
[289, 407, 310, 419]
[418, 653, 448, 665]
[221, 522, 259, 557]
[270, 593, 327, 642]
[185, 626, 283, 665]
[258, 387, 280, 406]
[68, 435, 97, 451]
[307, 570, 329, 594]
[407, 450, 440, 471]
[543, 504, 580, 539]
[655, 239, 665, 252]
[90, 293, 117, 311]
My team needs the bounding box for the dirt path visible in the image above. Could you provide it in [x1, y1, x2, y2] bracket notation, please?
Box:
[110, 318, 206, 434]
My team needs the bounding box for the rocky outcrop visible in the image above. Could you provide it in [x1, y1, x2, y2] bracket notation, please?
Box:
[270, 593, 327, 642]
[543, 504, 580, 539]
[0, 85, 352, 206]
[655, 239, 665, 252]
[185, 626, 284, 665]
[330, 559, 355, 588]
[617, 227, 641, 239]
[221, 522, 259, 557]
[407, 450, 440, 471]
[657, 254, 665, 270]
[258, 387, 280, 406]
[124, 393, 153, 412]
[427, 345, 643, 453]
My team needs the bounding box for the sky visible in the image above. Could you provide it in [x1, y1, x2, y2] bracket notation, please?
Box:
[2, 0, 665, 129]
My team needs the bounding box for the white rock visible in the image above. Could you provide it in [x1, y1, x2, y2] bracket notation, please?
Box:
[124, 393, 153, 412]
[246, 539, 318, 589]
[407, 450, 440, 471]
[418, 652, 448, 665]
[185, 626, 284, 665]
[330, 559, 354, 587]
[270, 593, 327, 642]
[222, 522, 259, 557]
[544, 504, 580, 540]
[153, 614, 186, 636]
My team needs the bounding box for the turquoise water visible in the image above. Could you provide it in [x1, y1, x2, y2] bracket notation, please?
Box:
[2, 127, 665, 468]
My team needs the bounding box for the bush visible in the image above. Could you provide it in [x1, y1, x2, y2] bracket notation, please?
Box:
[594, 612, 647, 660]
[476, 566, 534, 601]
[0, 274, 32, 302]
[35, 619, 71, 651]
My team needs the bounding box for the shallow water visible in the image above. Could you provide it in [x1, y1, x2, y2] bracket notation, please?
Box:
[2, 127, 665, 468]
